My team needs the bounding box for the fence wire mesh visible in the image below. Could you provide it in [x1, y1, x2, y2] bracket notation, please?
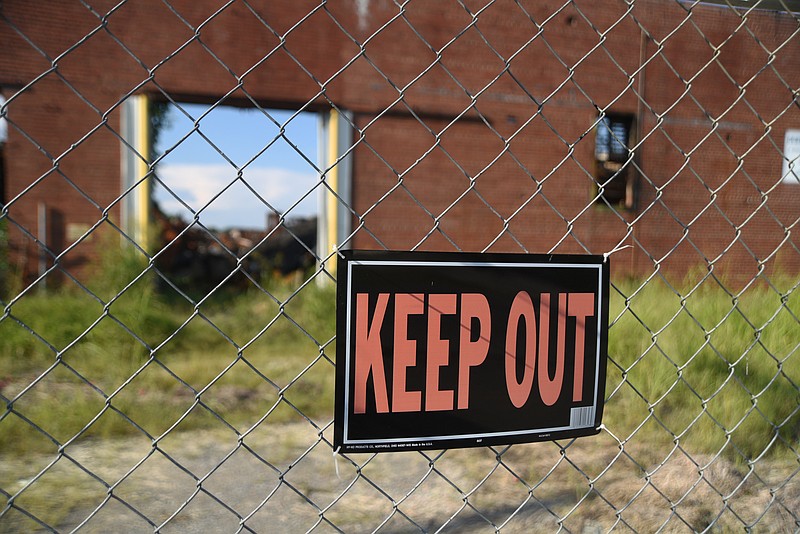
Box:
[1, 0, 799, 532]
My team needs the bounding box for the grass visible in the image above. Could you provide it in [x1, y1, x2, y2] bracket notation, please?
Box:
[0, 245, 337, 456]
[604, 273, 800, 464]
[0, 252, 798, 532]
[1, 254, 798, 465]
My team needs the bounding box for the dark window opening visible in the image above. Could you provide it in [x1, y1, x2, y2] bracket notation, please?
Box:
[594, 113, 636, 210]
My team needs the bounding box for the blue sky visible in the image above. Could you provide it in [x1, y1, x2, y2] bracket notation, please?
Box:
[153, 103, 319, 230]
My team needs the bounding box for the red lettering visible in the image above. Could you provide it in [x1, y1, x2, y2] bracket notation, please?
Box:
[538, 293, 564, 407]
[505, 291, 536, 408]
[354, 293, 390, 414]
[504, 292, 593, 409]
[393, 293, 424, 412]
[355, 290, 593, 415]
[569, 293, 595, 402]
[457, 293, 491, 409]
[426, 294, 457, 411]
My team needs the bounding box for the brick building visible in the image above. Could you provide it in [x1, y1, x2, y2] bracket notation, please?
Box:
[1, 0, 799, 287]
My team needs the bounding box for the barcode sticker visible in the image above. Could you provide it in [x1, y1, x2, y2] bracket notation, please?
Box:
[570, 406, 595, 428]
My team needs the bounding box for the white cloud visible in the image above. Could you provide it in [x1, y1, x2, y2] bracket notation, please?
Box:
[154, 163, 319, 229]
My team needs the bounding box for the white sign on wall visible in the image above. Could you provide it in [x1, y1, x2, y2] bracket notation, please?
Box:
[0, 95, 7, 144]
[782, 129, 800, 185]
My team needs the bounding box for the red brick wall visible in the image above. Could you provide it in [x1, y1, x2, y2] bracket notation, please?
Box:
[2, 0, 799, 285]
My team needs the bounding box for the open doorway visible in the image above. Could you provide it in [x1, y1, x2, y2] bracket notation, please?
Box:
[150, 102, 320, 294]
[153, 102, 318, 229]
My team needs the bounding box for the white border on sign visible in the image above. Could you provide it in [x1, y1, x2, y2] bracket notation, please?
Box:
[342, 260, 605, 446]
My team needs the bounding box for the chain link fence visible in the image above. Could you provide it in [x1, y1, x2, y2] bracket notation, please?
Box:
[1, 0, 799, 531]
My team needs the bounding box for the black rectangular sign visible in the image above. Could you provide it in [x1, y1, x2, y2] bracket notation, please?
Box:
[334, 251, 610, 453]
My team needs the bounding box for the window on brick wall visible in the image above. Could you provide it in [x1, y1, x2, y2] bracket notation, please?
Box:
[594, 113, 635, 209]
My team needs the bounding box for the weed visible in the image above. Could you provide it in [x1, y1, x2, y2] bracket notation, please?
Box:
[606, 274, 800, 463]
[0, 269, 336, 455]
[1, 268, 796, 465]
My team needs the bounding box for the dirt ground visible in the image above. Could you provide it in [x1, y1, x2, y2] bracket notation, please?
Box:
[1, 421, 798, 533]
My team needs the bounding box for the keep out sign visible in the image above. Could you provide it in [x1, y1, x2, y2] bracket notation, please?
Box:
[334, 251, 610, 453]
